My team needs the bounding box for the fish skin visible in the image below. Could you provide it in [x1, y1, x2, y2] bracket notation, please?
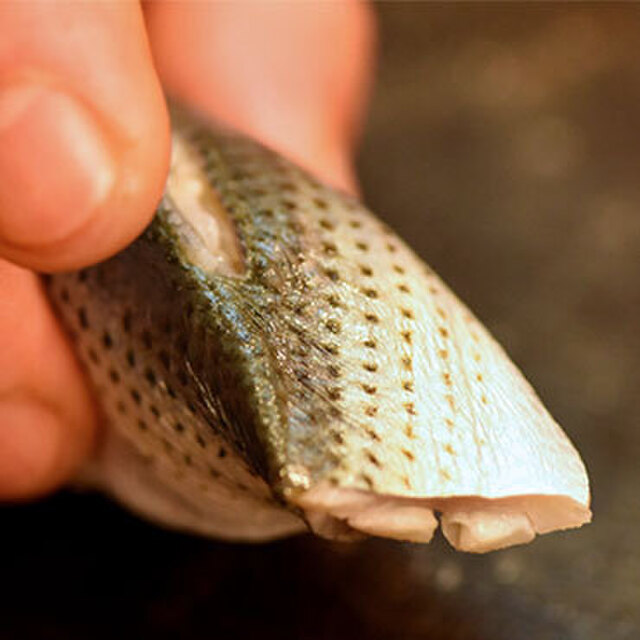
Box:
[44, 111, 590, 550]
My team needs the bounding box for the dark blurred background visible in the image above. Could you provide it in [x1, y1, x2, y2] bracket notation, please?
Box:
[2, 4, 639, 639]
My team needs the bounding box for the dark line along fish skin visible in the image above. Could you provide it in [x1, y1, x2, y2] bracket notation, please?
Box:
[45, 111, 590, 552]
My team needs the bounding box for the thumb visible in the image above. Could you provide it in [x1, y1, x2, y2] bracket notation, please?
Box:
[0, 2, 169, 272]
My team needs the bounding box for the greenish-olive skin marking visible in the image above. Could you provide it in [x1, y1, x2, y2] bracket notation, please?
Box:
[69, 122, 357, 498]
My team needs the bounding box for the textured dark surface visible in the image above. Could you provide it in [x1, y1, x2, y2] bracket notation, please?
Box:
[2, 4, 639, 639]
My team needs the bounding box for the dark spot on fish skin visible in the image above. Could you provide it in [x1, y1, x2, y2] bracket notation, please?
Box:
[78, 307, 89, 329]
[386, 243, 397, 253]
[327, 295, 341, 308]
[314, 197, 329, 210]
[401, 331, 412, 345]
[159, 350, 170, 369]
[332, 432, 344, 445]
[359, 264, 373, 277]
[366, 452, 382, 468]
[446, 395, 456, 411]
[443, 372, 452, 387]
[174, 422, 185, 433]
[130, 389, 142, 405]
[116, 400, 127, 415]
[329, 406, 343, 419]
[362, 362, 378, 373]
[402, 381, 414, 392]
[183, 454, 192, 466]
[439, 327, 449, 338]
[364, 313, 379, 324]
[445, 418, 454, 429]
[402, 476, 412, 489]
[218, 446, 227, 459]
[142, 331, 153, 349]
[398, 284, 411, 294]
[429, 285, 439, 295]
[322, 242, 338, 256]
[362, 288, 379, 299]
[166, 385, 177, 399]
[360, 473, 375, 489]
[393, 265, 406, 275]
[144, 368, 157, 386]
[209, 467, 220, 479]
[327, 387, 342, 401]
[60, 287, 70, 303]
[108, 369, 120, 384]
[177, 369, 189, 386]
[402, 449, 416, 462]
[87, 348, 99, 364]
[137, 419, 147, 431]
[362, 384, 377, 395]
[364, 406, 379, 418]
[77, 269, 88, 282]
[364, 339, 377, 349]
[481, 395, 488, 405]
[323, 344, 340, 356]
[476, 373, 483, 382]
[436, 307, 447, 320]
[404, 425, 415, 439]
[122, 310, 132, 333]
[401, 308, 415, 320]
[356, 241, 369, 252]
[349, 220, 362, 229]
[126, 349, 136, 368]
[325, 319, 341, 334]
[440, 469, 452, 481]
[324, 268, 340, 283]
[327, 365, 341, 379]
[196, 435, 206, 448]
[365, 427, 381, 441]
[444, 444, 456, 455]
[282, 199, 297, 211]
[439, 349, 449, 360]
[404, 402, 417, 416]
[401, 356, 412, 370]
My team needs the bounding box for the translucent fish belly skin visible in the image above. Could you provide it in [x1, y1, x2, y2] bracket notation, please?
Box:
[45, 111, 591, 552]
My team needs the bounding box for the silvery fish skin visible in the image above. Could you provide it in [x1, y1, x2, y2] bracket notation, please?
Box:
[45, 113, 590, 552]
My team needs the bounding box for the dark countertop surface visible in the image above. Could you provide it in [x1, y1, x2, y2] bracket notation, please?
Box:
[3, 5, 639, 639]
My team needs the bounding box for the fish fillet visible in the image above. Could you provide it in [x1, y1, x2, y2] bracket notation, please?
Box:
[45, 111, 591, 552]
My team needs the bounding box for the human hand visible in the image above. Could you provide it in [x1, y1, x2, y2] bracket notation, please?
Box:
[0, 1, 375, 499]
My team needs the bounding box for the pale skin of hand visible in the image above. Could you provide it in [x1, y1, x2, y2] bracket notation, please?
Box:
[0, 1, 375, 500]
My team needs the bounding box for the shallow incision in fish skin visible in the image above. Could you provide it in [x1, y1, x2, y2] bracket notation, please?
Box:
[46, 113, 590, 552]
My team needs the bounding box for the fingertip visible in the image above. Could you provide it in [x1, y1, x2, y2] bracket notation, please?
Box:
[0, 261, 97, 501]
[0, 397, 93, 500]
[146, 0, 376, 194]
[0, 3, 171, 272]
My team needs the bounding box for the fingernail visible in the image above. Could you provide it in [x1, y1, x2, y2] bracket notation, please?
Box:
[0, 397, 67, 499]
[0, 80, 115, 249]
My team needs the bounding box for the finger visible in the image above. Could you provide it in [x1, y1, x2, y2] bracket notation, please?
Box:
[0, 260, 96, 499]
[144, 0, 376, 193]
[0, 1, 169, 272]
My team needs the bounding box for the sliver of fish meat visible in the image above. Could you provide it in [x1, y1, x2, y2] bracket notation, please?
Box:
[45, 112, 591, 553]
